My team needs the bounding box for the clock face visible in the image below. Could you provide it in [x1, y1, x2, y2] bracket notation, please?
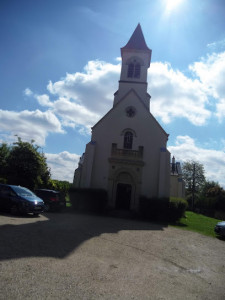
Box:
[125, 106, 136, 118]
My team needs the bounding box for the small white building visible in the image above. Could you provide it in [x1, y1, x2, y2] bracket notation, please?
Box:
[74, 24, 184, 210]
[170, 156, 185, 198]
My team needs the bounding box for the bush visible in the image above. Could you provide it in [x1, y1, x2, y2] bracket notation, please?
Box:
[196, 197, 217, 211]
[194, 193, 225, 217]
[168, 197, 188, 222]
[0, 177, 7, 184]
[139, 196, 169, 221]
[138, 196, 188, 222]
[216, 197, 225, 211]
[69, 188, 108, 214]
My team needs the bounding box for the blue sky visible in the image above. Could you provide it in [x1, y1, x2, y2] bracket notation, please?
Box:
[0, 0, 225, 187]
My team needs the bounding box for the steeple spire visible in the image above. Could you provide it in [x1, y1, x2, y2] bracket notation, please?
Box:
[121, 23, 151, 51]
[113, 24, 152, 109]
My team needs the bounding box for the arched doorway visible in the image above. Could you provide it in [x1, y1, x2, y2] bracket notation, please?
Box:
[116, 183, 132, 210]
[115, 172, 134, 210]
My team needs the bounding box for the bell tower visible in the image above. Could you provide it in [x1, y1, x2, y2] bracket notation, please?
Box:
[113, 24, 152, 110]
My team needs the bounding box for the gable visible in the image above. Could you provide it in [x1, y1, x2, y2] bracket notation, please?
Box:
[92, 88, 168, 139]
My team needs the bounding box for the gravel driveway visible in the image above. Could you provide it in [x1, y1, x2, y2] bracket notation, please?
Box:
[0, 211, 225, 300]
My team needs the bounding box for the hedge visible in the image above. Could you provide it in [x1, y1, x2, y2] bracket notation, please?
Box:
[69, 188, 108, 214]
[139, 196, 169, 221]
[68, 188, 187, 221]
[169, 197, 188, 222]
[139, 196, 188, 222]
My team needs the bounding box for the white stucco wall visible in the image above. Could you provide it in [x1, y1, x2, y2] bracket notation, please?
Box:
[89, 90, 169, 198]
[170, 175, 185, 198]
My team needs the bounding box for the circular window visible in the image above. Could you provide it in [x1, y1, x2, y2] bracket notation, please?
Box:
[125, 106, 136, 118]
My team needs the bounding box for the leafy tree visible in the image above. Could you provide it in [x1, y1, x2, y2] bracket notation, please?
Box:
[202, 181, 225, 212]
[182, 161, 205, 210]
[0, 138, 73, 193]
[6, 137, 51, 190]
[0, 143, 11, 182]
[46, 179, 72, 196]
[200, 180, 218, 197]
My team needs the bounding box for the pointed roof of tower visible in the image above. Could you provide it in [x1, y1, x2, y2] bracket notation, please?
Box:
[121, 23, 151, 51]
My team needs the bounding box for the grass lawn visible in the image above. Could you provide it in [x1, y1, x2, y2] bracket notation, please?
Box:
[171, 211, 222, 238]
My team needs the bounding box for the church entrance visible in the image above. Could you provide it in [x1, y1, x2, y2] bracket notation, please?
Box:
[116, 183, 132, 210]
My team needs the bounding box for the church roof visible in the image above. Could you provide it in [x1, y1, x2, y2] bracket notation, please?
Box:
[121, 23, 151, 52]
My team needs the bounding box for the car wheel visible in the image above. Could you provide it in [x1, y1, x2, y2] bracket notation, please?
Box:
[10, 204, 19, 215]
[45, 204, 50, 212]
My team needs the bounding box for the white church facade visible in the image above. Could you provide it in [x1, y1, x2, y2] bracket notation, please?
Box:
[73, 24, 184, 210]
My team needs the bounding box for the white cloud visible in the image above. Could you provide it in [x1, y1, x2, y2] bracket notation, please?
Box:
[46, 151, 80, 182]
[207, 39, 225, 52]
[22, 52, 225, 142]
[216, 99, 225, 121]
[23, 60, 121, 133]
[189, 51, 225, 122]
[0, 60, 121, 149]
[0, 109, 64, 146]
[24, 88, 33, 96]
[34, 57, 222, 130]
[149, 62, 211, 125]
[168, 136, 225, 188]
[53, 97, 100, 130]
[24, 89, 54, 108]
[21, 60, 120, 135]
[35, 94, 53, 107]
[19, 54, 224, 149]
[47, 60, 120, 114]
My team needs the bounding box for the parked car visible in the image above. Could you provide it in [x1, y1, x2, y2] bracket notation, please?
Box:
[0, 184, 44, 216]
[214, 221, 225, 237]
[34, 189, 66, 212]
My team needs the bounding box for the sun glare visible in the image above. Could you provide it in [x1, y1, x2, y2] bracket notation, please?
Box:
[165, 0, 184, 14]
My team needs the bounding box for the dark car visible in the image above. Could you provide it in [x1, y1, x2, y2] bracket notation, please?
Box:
[214, 221, 225, 237]
[0, 184, 44, 216]
[34, 189, 66, 212]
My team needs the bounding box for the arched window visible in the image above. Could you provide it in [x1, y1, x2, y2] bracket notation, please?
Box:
[127, 60, 141, 79]
[124, 131, 133, 149]
[127, 63, 134, 78]
[134, 63, 141, 78]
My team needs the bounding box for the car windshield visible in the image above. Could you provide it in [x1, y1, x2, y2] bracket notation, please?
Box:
[12, 186, 35, 197]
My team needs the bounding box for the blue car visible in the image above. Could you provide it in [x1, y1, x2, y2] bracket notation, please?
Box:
[214, 221, 225, 237]
[0, 184, 44, 216]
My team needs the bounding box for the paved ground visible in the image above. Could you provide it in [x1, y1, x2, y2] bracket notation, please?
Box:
[0, 211, 225, 300]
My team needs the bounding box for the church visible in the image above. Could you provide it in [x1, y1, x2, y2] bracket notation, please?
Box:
[73, 24, 184, 211]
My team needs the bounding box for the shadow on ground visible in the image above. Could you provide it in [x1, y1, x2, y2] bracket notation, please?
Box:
[0, 209, 167, 261]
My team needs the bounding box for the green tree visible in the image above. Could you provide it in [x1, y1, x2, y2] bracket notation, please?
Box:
[182, 161, 206, 210]
[200, 180, 218, 197]
[0, 143, 11, 182]
[201, 181, 225, 212]
[47, 179, 72, 196]
[6, 137, 51, 190]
